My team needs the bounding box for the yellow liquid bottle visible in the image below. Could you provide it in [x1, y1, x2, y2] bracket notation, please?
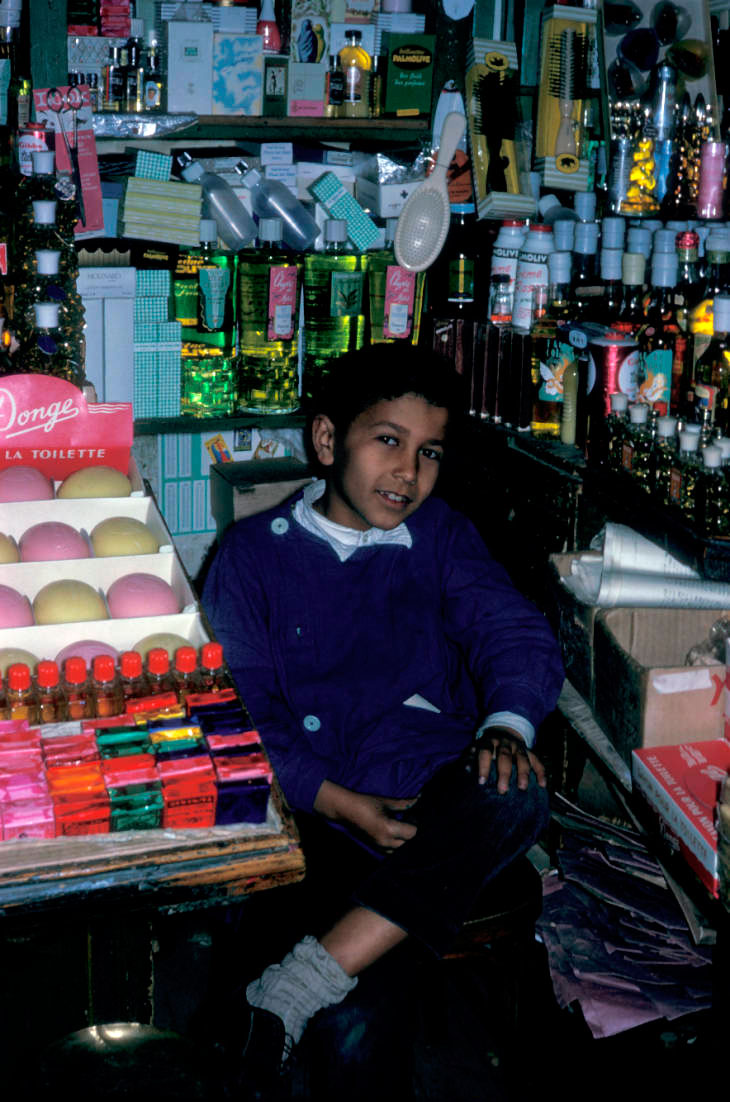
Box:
[339, 30, 371, 119]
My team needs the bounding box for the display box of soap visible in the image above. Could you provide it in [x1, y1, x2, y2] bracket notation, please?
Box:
[0, 494, 171, 555]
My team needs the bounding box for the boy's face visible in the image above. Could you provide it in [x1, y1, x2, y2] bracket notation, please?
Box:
[312, 393, 448, 531]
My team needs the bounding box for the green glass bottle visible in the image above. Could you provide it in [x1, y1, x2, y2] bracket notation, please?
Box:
[367, 218, 425, 346]
[237, 217, 302, 414]
[303, 218, 367, 401]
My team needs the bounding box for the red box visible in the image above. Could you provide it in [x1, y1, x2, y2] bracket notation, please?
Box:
[632, 739, 730, 897]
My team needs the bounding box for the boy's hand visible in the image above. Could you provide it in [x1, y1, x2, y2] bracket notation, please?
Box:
[314, 780, 418, 850]
[472, 729, 547, 794]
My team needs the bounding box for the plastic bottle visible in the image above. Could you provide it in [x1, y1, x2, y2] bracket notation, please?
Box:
[512, 224, 555, 334]
[7, 663, 38, 723]
[367, 218, 425, 345]
[235, 162, 319, 252]
[178, 153, 257, 252]
[667, 428, 701, 517]
[91, 654, 124, 718]
[536, 194, 579, 227]
[622, 402, 653, 488]
[653, 415, 678, 503]
[35, 659, 65, 723]
[61, 657, 92, 720]
[488, 220, 527, 315]
[237, 216, 303, 413]
[697, 445, 730, 536]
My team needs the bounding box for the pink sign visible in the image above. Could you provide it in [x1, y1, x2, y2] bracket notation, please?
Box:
[268, 265, 298, 341]
[384, 265, 416, 340]
[33, 85, 105, 239]
[0, 374, 133, 478]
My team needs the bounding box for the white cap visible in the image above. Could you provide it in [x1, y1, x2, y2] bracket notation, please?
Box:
[602, 216, 625, 249]
[600, 248, 623, 281]
[131, 17, 144, 36]
[180, 160, 204, 183]
[679, 429, 700, 450]
[715, 437, 730, 461]
[574, 221, 600, 254]
[35, 249, 60, 274]
[657, 415, 677, 437]
[610, 392, 629, 412]
[33, 302, 60, 328]
[259, 217, 283, 242]
[666, 220, 689, 232]
[622, 252, 646, 284]
[538, 194, 562, 218]
[643, 219, 663, 234]
[574, 191, 597, 221]
[31, 150, 55, 175]
[325, 219, 347, 243]
[627, 227, 652, 257]
[651, 253, 678, 287]
[685, 423, 702, 435]
[553, 220, 575, 250]
[652, 228, 676, 254]
[713, 295, 730, 333]
[199, 218, 218, 243]
[629, 402, 649, 423]
[548, 250, 572, 284]
[703, 445, 722, 467]
[32, 199, 57, 225]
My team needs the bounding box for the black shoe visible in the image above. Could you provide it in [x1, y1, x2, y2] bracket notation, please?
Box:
[220, 1001, 289, 1101]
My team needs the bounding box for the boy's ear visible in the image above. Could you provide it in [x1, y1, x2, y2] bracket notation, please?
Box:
[311, 414, 336, 467]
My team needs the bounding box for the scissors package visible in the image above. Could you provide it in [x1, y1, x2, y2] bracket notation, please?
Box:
[32, 84, 104, 239]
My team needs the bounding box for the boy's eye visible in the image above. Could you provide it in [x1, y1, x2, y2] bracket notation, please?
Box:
[421, 447, 443, 462]
[377, 435, 399, 446]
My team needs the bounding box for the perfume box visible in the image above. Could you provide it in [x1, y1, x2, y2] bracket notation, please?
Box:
[382, 33, 434, 117]
[287, 61, 326, 116]
[263, 56, 289, 117]
[166, 18, 214, 114]
[212, 33, 264, 116]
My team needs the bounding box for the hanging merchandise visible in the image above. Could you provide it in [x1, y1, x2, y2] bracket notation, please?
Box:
[237, 217, 302, 414]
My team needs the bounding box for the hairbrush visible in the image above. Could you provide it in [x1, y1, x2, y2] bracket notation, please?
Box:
[546, 28, 587, 160]
[472, 69, 518, 193]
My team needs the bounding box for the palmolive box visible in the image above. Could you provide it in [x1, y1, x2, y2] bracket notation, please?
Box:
[632, 739, 730, 897]
[593, 607, 729, 766]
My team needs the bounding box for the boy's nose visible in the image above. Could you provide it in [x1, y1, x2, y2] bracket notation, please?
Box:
[395, 453, 418, 483]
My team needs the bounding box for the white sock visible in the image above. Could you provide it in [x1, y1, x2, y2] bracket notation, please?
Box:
[246, 935, 358, 1053]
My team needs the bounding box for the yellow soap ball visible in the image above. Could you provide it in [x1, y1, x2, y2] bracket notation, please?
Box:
[133, 632, 191, 661]
[91, 517, 160, 557]
[33, 579, 109, 624]
[58, 466, 132, 499]
[0, 533, 19, 563]
[0, 647, 38, 676]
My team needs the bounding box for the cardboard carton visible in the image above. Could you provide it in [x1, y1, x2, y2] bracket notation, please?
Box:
[593, 607, 729, 765]
[210, 458, 312, 537]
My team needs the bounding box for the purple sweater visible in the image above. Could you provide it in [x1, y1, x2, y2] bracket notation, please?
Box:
[202, 492, 564, 813]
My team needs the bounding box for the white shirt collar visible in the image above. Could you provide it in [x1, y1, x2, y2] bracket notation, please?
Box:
[292, 479, 413, 562]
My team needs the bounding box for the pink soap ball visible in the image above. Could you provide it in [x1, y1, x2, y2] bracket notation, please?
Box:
[0, 465, 55, 503]
[19, 521, 91, 562]
[55, 639, 119, 667]
[106, 572, 180, 619]
[0, 583, 34, 628]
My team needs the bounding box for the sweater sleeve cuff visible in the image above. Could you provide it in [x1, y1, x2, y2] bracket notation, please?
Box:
[477, 712, 536, 748]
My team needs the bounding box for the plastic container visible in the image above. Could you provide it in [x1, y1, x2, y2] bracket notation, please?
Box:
[236, 163, 319, 252]
[178, 153, 256, 252]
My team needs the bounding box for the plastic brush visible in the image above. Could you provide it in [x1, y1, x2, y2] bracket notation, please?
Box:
[546, 28, 587, 161]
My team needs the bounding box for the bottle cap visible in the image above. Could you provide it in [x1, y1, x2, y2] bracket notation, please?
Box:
[537, 194, 561, 218]
[33, 301, 60, 328]
[201, 641, 223, 670]
[622, 252, 646, 285]
[147, 647, 170, 675]
[324, 219, 347, 243]
[36, 660, 59, 688]
[685, 423, 701, 435]
[552, 220, 575, 251]
[626, 227, 652, 257]
[651, 252, 678, 287]
[92, 654, 116, 683]
[642, 219, 664, 234]
[259, 217, 283, 242]
[652, 228, 676, 254]
[679, 429, 700, 450]
[174, 646, 197, 674]
[32, 199, 57, 225]
[548, 250, 572, 284]
[629, 403, 649, 423]
[180, 159, 204, 183]
[574, 191, 597, 221]
[657, 415, 677, 437]
[610, 392, 629, 412]
[35, 249, 61, 275]
[574, 221, 599, 254]
[600, 247, 623, 281]
[120, 650, 143, 678]
[601, 216, 625, 249]
[199, 218, 218, 243]
[706, 230, 730, 255]
[502, 219, 525, 228]
[676, 230, 700, 252]
[713, 295, 730, 333]
[31, 150, 55, 175]
[7, 663, 31, 691]
[131, 16, 144, 36]
[64, 656, 87, 684]
[146, 28, 159, 46]
[666, 220, 689, 232]
[716, 437, 730, 461]
[703, 445, 722, 468]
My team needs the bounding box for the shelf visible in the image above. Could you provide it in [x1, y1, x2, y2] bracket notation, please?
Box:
[133, 411, 306, 436]
[96, 115, 431, 147]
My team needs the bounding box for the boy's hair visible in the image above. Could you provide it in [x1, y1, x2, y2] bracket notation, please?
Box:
[305, 344, 465, 439]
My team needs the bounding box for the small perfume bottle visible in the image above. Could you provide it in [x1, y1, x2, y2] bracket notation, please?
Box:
[198, 642, 230, 693]
[7, 663, 38, 723]
[257, 0, 281, 54]
[91, 654, 124, 718]
[35, 659, 65, 723]
[62, 657, 93, 720]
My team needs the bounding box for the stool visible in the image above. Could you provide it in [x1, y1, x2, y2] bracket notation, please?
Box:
[32, 1023, 222, 1101]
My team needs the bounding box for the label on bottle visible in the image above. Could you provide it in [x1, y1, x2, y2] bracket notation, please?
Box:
[537, 339, 572, 404]
[330, 271, 364, 317]
[512, 254, 549, 332]
[622, 440, 634, 472]
[489, 249, 520, 305]
[669, 466, 682, 503]
[268, 265, 298, 340]
[694, 382, 720, 418]
[144, 79, 163, 109]
[383, 265, 415, 339]
[447, 258, 475, 304]
[638, 348, 671, 413]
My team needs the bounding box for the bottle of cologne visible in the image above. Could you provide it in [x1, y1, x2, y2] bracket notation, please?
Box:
[367, 219, 425, 346]
[529, 251, 577, 437]
[339, 29, 371, 119]
[667, 428, 702, 519]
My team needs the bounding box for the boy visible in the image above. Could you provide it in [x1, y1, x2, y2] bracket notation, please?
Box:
[202, 344, 564, 1063]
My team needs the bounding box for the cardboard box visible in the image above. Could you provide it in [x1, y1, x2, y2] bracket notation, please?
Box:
[382, 33, 434, 117]
[632, 739, 730, 897]
[210, 458, 312, 537]
[593, 607, 729, 765]
[166, 18, 214, 114]
[355, 175, 422, 218]
[212, 33, 263, 116]
[545, 552, 601, 705]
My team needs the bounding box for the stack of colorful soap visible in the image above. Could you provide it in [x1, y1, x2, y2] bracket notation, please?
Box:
[42, 727, 108, 836]
[95, 724, 162, 831]
[0, 727, 54, 840]
[195, 702, 272, 824]
[148, 717, 217, 827]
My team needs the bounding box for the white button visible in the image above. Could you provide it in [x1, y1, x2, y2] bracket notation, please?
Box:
[271, 517, 289, 535]
[303, 714, 321, 732]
